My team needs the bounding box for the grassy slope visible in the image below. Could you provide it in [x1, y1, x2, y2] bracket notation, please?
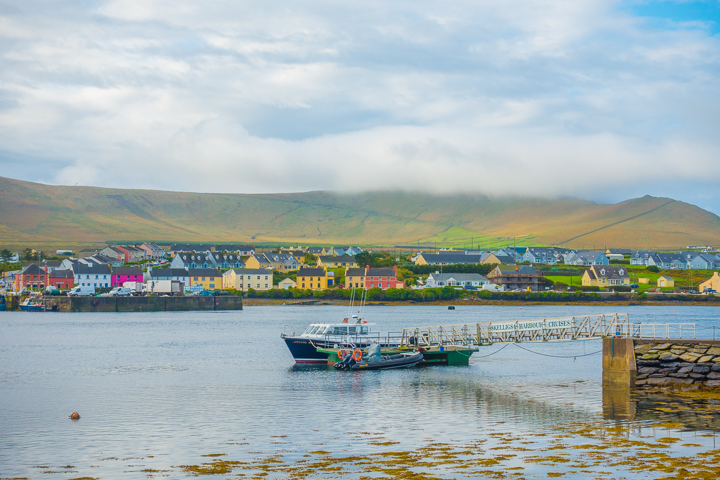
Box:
[1, 176, 719, 250]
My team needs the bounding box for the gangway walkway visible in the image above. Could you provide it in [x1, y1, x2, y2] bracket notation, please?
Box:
[400, 313, 696, 348]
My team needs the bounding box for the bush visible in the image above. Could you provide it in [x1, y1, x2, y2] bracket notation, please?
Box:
[646, 265, 660, 273]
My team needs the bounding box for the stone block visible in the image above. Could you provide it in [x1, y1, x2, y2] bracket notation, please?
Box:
[646, 377, 671, 385]
[698, 355, 715, 363]
[671, 345, 689, 351]
[678, 367, 694, 374]
[654, 343, 673, 351]
[636, 374, 648, 380]
[707, 372, 720, 380]
[635, 379, 648, 386]
[690, 373, 707, 379]
[634, 344, 654, 354]
[669, 377, 694, 384]
[650, 373, 668, 378]
[638, 367, 659, 375]
[705, 380, 720, 387]
[679, 352, 701, 363]
[670, 349, 687, 356]
[642, 353, 661, 360]
[706, 347, 720, 356]
[658, 352, 679, 362]
[669, 373, 689, 378]
[691, 347, 709, 354]
[712, 363, 720, 372]
[637, 360, 660, 366]
[693, 366, 711, 374]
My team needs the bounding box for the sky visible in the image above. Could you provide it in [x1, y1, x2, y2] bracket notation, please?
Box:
[0, 0, 719, 213]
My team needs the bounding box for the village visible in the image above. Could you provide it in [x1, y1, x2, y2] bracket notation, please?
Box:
[2, 242, 720, 300]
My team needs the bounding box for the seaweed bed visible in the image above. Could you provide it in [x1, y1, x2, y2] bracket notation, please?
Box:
[13, 391, 720, 479]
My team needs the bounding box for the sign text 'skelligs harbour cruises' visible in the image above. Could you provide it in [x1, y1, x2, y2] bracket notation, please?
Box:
[489, 319, 573, 333]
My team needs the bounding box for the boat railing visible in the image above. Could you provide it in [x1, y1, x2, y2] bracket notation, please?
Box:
[321, 331, 406, 348]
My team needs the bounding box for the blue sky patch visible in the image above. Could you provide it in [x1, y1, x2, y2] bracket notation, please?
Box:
[623, 0, 720, 33]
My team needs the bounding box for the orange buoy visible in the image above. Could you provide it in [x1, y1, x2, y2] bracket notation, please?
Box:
[352, 349, 362, 362]
[69, 412, 80, 420]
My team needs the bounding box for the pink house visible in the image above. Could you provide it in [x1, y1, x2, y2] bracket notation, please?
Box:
[364, 266, 404, 290]
[111, 266, 143, 287]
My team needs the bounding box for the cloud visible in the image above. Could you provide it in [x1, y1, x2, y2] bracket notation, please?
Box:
[0, 0, 719, 212]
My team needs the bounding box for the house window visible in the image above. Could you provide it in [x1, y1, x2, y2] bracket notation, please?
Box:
[265, 284, 268, 288]
[210, 284, 215, 288]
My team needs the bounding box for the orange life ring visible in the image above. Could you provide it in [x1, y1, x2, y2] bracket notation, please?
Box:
[339, 349, 347, 359]
[352, 349, 362, 362]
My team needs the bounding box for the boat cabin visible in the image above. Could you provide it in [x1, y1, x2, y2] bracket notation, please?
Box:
[301, 320, 375, 339]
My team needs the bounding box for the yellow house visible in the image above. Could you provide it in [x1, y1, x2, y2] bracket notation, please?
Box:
[582, 265, 630, 288]
[223, 268, 273, 291]
[278, 278, 297, 290]
[297, 267, 329, 290]
[188, 268, 223, 291]
[345, 267, 366, 289]
[700, 272, 720, 293]
[639, 277, 650, 284]
[657, 276, 675, 288]
[317, 255, 357, 269]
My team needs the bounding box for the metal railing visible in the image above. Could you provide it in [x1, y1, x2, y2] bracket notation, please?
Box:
[400, 313, 631, 347]
[630, 323, 696, 339]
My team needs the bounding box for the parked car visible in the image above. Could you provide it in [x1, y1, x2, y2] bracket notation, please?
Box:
[68, 285, 95, 297]
[108, 287, 132, 297]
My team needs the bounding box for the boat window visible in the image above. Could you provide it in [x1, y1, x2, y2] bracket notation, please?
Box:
[329, 326, 348, 335]
[303, 326, 315, 335]
[348, 326, 357, 335]
[360, 326, 369, 335]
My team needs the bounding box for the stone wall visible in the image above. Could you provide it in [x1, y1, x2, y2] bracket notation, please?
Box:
[635, 340, 720, 388]
[42, 296, 243, 312]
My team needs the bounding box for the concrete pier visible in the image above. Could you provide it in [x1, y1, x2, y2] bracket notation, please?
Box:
[41, 296, 243, 312]
[602, 337, 637, 389]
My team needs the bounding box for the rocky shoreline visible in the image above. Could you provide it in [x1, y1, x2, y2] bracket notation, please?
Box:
[635, 341, 720, 387]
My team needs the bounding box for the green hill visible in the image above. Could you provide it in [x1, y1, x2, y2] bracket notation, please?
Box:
[0, 176, 718, 251]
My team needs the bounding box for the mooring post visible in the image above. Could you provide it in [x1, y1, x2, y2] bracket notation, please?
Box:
[602, 337, 637, 389]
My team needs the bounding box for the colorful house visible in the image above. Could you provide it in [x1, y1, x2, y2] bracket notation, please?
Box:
[297, 268, 330, 290]
[112, 266, 144, 287]
[74, 263, 112, 289]
[222, 268, 273, 291]
[700, 273, 720, 293]
[278, 278, 297, 290]
[48, 270, 74, 289]
[15, 264, 47, 291]
[188, 268, 223, 291]
[344, 266, 404, 290]
[582, 265, 630, 288]
[317, 255, 357, 269]
[657, 276, 675, 288]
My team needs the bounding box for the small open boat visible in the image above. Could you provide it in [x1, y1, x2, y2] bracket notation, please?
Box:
[19, 298, 45, 312]
[334, 343, 423, 371]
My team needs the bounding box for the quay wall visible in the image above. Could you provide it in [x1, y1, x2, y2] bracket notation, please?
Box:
[634, 339, 720, 388]
[42, 296, 243, 312]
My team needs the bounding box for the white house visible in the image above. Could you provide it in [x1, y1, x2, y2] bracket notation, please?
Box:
[74, 263, 112, 289]
[425, 272, 489, 288]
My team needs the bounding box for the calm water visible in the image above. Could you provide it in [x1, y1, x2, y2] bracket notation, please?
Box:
[1, 305, 720, 479]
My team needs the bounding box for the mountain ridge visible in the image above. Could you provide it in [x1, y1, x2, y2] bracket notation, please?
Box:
[0, 176, 718, 250]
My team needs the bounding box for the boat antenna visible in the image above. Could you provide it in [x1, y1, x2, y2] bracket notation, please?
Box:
[348, 287, 355, 317]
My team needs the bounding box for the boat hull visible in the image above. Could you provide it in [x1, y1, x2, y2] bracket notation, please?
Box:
[20, 305, 45, 312]
[283, 337, 329, 364]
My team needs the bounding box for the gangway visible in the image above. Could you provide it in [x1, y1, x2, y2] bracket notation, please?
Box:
[400, 313, 697, 348]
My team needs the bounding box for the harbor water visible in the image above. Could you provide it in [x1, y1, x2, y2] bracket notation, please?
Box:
[2, 305, 720, 479]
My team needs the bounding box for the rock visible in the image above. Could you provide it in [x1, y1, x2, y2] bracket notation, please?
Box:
[637, 360, 660, 366]
[678, 366, 694, 374]
[634, 344, 654, 355]
[636, 374, 649, 380]
[693, 366, 711, 374]
[641, 353, 661, 360]
[707, 372, 720, 380]
[698, 355, 715, 364]
[679, 352, 702, 363]
[669, 373, 690, 378]
[707, 347, 720, 356]
[712, 357, 720, 363]
[646, 377, 671, 385]
[69, 412, 80, 420]
[691, 347, 709, 354]
[638, 367, 659, 375]
[654, 343, 673, 351]
[635, 379, 649, 386]
[669, 377, 694, 384]
[672, 345, 689, 351]
[690, 373, 707, 379]
[712, 364, 720, 372]
[658, 352, 679, 362]
[706, 380, 720, 387]
[650, 373, 668, 378]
